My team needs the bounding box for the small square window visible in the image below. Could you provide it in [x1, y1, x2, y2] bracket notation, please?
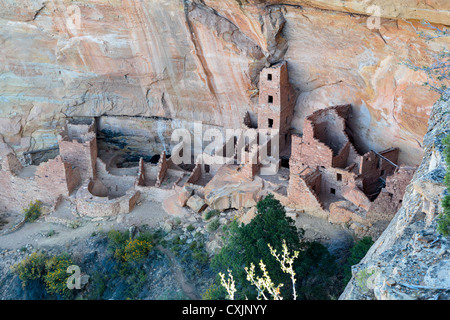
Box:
[337, 173, 342, 181]
[268, 95, 273, 104]
[268, 118, 274, 128]
[330, 188, 336, 195]
[267, 74, 272, 81]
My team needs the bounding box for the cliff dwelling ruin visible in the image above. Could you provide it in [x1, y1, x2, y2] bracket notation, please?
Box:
[0, 60, 416, 239]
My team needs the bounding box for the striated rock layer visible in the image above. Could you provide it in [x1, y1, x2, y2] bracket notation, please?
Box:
[0, 0, 448, 165]
[340, 94, 449, 300]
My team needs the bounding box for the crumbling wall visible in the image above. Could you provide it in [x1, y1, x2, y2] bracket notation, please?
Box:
[0, 153, 80, 213]
[136, 158, 146, 187]
[385, 167, 416, 203]
[332, 141, 351, 169]
[2, 153, 23, 174]
[288, 168, 324, 212]
[240, 144, 260, 179]
[359, 151, 382, 197]
[379, 148, 400, 177]
[76, 180, 140, 217]
[59, 132, 97, 181]
[96, 158, 135, 198]
[35, 155, 81, 200]
[187, 163, 202, 184]
[292, 122, 334, 170]
[155, 152, 170, 187]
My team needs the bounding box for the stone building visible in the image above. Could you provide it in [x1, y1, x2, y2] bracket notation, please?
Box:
[257, 61, 297, 152]
[0, 142, 81, 214]
[58, 118, 98, 181]
[287, 105, 416, 236]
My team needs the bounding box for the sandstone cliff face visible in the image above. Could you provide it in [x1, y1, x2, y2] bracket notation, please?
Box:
[0, 0, 448, 165]
[340, 94, 449, 300]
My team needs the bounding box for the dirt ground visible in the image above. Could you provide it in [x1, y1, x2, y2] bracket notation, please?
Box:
[0, 196, 169, 252]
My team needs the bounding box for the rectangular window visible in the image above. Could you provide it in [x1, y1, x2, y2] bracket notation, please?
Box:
[337, 173, 342, 181]
[268, 95, 274, 104]
[268, 118, 274, 128]
[330, 188, 336, 195]
[267, 74, 272, 81]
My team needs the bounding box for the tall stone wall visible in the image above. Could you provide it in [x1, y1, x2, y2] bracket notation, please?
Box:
[59, 132, 97, 181]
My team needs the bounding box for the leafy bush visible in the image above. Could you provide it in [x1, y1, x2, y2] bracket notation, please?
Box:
[438, 134, 450, 237]
[203, 210, 220, 221]
[206, 218, 220, 232]
[102, 229, 159, 299]
[342, 236, 374, 284]
[210, 194, 300, 299]
[107, 229, 154, 264]
[23, 200, 43, 222]
[44, 253, 75, 299]
[12, 252, 75, 299]
[11, 252, 47, 286]
[122, 239, 152, 263]
[208, 194, 345, 300]
[192, 250, 209, 265]
[202, 282, 226, 300]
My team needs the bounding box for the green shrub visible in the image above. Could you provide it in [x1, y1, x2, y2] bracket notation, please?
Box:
[12, 252, 75, 299]
[202, 282, 226, 300]
[68, 220, 82, 229]
[203, 210, 220, 221]
[44, 253, 75, 299]
[206, 218, 220, 232]
[11, 252, 47, 286]
[122, 239, 152, 263]
[107, 229, 153, 264]
[23, 200, 43, 222]
[210, 194, 301, 299]
[192, 250, 209, 265]
[343, 236, 374, 284]
[189, 241, 198, 250]
[438, 134, 450, 237]
[187, 224, 195, 232]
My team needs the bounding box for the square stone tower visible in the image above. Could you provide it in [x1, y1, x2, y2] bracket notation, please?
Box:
[257, 61, 296, 151]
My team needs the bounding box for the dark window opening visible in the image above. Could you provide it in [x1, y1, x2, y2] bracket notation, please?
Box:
[205, 164, 210, 173]
[285, 133, 288, 144]
[267, 74, 272, 81]
[268, 118, 274, 128]
[337, 173, 342, 181]
[330, 188, 336, 195]
[381, 170, 385, 176]
[268, 95, 273, 104]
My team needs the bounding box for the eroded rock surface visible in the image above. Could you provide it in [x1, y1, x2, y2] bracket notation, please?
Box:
[0, 0, 448, 165]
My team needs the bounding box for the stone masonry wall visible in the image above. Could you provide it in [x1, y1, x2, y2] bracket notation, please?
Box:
[0, 154, 81, 213]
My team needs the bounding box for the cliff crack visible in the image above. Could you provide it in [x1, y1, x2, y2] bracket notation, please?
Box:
[28, 3, 46, 22]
